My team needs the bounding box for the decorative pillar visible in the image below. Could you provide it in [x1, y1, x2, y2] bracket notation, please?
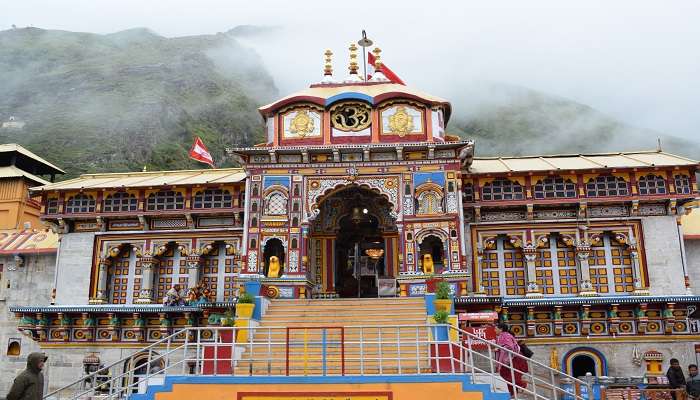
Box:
[608, 304, 620, 334]
[186, 253, 201, 291]
[91, 258, 111, 304]
[107, 312, 120, 341]
[625, 229, 649, 295]
[636, 303, 649, 334]
[136, 253, 156, 304]
[580, 305, 591, 335]
[526, 306, 536, 336]
[576, 243, 597, 297]
[553, 306, 563, 335]
[524, 244, 541, 298]
[57, 312, 70, 342]
[663, 303, 676, 334]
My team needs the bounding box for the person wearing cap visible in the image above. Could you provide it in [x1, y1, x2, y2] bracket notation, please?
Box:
[6, 352, 47, 400]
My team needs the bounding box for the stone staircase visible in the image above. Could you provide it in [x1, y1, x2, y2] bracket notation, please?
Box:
[234, 297, 432, 375]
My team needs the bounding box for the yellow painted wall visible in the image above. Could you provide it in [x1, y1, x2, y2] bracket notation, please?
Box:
[155, 382, 485, 400]
[0, 178, 43, 229]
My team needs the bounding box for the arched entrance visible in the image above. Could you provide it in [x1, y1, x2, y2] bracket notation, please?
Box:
[563, 347, 607, 378]
[419, 235, 445, 273]
[571, 355, 596, 378]
[311, 186, 397, 297]
[263, 238, 286, 277]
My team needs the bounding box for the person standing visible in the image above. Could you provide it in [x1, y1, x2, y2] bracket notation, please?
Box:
[6, 352, 47, 400]
[666, 358, 685, 399]
[494, 323, 526, 398]
[687, 364, 700, 400]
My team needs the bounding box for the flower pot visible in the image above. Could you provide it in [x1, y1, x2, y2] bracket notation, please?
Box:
[235, 303, 255, 318]
[434, 298, 452, 313]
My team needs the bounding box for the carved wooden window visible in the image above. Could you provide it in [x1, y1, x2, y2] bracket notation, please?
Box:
[200, 243, 236, 302]
[146, 190, 184, 211]
[65, 194, 96, 213]
[155, 247, 188, 301]
[588, 234, 634, 294]
[534, 176, 576, 199]
[193, 189, 232, 209]
[482, 179, 524, 201]
[103, 192, 138, 212]
[462, 183, 474, 202]
[674, 174, 692, 195]
[264, 191, 288, 215]
[108, 248, 141, 304]
[46, 198, 59, 214]
[480, 237, 526, 297]
[637, 174, 666, 195]
[585, 176, 629, 197]
[535, 235, 578, 296]
[417, 191, 443, 214]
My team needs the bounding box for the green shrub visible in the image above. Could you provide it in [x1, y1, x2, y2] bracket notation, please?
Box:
[433, 310, 450, 324]
[435, 281, 451, 300]
[238, 292, 255, 304]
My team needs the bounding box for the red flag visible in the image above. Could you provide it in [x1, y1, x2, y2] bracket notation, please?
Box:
[367, 51, 405, 85]
[189, 136, 215, 167]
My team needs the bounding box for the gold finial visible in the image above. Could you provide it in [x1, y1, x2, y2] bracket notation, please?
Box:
[349, 43, 359, 75]
[372, 47, 383, 70]
[323, 49, 333, 76]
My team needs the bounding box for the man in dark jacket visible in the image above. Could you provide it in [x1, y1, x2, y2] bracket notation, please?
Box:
[688, 364, 700, 400]
[667, 358, 686, 399]
[6, 352, 47, 400]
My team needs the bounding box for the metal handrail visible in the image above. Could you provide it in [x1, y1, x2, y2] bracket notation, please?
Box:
[44, 323, 591, 400]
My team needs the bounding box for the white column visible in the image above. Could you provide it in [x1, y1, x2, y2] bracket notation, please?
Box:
[136, 255, 156, 303]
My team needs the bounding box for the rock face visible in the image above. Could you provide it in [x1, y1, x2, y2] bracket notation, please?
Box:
[0, 27, 278, 177]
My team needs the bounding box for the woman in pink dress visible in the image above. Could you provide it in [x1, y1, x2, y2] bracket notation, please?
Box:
[494, 323, 527, 397]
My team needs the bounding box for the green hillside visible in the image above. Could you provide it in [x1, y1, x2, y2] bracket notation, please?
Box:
[0, 27, 277, 177]
[0, 27, 696, 180]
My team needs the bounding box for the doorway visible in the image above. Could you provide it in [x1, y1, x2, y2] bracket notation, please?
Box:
[571, 354, 597, 378]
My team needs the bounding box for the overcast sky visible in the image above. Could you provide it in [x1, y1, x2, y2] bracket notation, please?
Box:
[4, 1, 700, 141]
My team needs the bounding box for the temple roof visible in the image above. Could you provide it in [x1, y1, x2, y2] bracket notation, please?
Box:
[258, 82, 452, 122]
[0, 165, 51, 185]
[0, 229, 58, 254]
[0, 143, 64, 175]
[468, 150, 698, 174]
[31, 168, 245, 192]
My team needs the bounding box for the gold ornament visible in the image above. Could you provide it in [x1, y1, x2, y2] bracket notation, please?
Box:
[289, 110, 315, 136]
[330, 102, 371, 131]
[388, 106, 414, 136]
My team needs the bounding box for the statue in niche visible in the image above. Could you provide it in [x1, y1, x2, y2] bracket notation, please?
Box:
[422, 253, 434, 274]
[268, 256, 281, 278]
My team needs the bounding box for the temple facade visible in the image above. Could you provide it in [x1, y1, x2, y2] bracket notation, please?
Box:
[4, 45, 700, 390]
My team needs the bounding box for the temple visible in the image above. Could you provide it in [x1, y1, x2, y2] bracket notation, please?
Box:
[2, 42, 700, 399]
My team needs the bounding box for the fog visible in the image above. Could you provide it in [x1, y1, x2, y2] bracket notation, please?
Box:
[4, 0, 700, 142]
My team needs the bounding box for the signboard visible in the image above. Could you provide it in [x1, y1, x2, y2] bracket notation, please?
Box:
[239, 392, 391, 400]
[463, 325, 497, 350]
[378, 279, 397, 297]
[458, 312, 498, 322]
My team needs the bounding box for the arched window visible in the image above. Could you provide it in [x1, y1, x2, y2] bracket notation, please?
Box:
[250, 238, 257, 249]
[291, 238, 298, 248]
[146, 190, 184, 211]
[535, 235, 578, 295]
[293, 184, 300, 197]
[462, 183, 474, 202]
[480, 236, 526, 296]
[264, 191, 288, 215]
[588, 233, 634, 294]
[482, 179, 524, 201]
[292, 217, 299, 227]
[292, 202, 300, 212]
[416, 190, 443, 214]
[534, 176, 577, 199]
[637, 174, 666, 195]
[193, 189, 232, 209]
[585, 176, 629, 197]
[46, 198, 59, 214]
[103, 192, 138, 212]
[675, 174, 692, 194]
[6, 339, 20, 356]
[155, 246, 187, 301]
[199, 242, 237, 302]
[252, 184, 259, 197]
[65, 194, 96, 213]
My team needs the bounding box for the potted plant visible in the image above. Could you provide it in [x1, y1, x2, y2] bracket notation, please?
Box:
[235, 292, 255, 318]
[425, 274, 444, 293]
[434, 281, 452, 313]
[431, 311, 450, 341]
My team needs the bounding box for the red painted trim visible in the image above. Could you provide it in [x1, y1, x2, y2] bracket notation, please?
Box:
[330, 135, 373, 145]
[685, 235, 700, 240]
[0, 248, 56, 255]
[278, 137, 324, 146]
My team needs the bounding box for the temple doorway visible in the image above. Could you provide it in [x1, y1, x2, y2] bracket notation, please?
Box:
[312, 186, 396, 298]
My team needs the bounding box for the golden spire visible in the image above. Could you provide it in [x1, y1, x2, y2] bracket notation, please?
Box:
[349, 43, 359, 75]
[323, 49, 333, 76]
[372, 47, 383, 71]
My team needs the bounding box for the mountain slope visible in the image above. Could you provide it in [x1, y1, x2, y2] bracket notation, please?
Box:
[0, 27, 278, 177]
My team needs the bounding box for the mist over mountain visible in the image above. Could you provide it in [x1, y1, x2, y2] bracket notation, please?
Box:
[0, 26, 697, 178]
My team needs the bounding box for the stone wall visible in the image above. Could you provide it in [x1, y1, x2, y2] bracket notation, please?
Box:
[0, 253, 56, 396]
[528, 339, 698, 379]
[55, 232, 96, 305]
[685, 239, 700, 294]
[642, 216, 686, 295]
